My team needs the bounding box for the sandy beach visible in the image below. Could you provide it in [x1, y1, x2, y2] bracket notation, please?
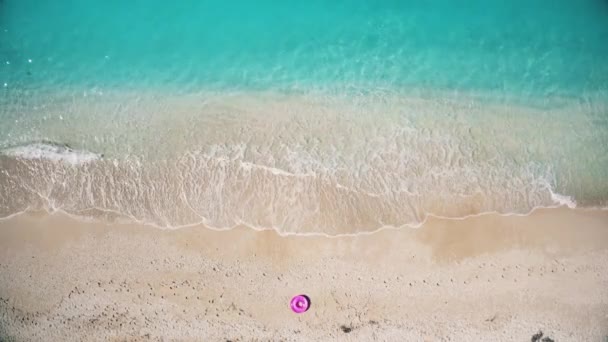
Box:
[0, 207, 607, 341]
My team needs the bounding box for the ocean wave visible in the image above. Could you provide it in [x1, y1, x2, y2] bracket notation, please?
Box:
[0, 92, 606, 235]
[0, 151, 596, 236]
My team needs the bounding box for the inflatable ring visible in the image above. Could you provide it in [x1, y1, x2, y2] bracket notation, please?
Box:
[290, 294, 310, 313]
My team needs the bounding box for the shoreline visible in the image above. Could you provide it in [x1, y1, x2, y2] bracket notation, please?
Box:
[1, 207, 607, 340]
[0, 201, 602, 238]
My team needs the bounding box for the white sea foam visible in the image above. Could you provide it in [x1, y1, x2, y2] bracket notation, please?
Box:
[549, 190, 577, 209]
[0, 142, 102, 165]
[239, 161, 314, 178]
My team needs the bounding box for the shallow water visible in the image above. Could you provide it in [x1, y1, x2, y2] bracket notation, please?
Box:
[1, 0, 607, 234]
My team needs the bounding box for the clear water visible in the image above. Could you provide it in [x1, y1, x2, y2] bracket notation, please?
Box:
[1, 0, 607, 234]
[2, 0, 608, 94]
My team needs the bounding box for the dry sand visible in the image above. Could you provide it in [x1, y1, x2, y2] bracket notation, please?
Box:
[0, 208, 607, 341]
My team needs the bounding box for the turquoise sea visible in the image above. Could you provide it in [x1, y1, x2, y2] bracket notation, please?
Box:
[1, 0, 607, 234]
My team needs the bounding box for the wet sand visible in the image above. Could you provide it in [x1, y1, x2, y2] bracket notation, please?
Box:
[0, 208, 607, 341]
